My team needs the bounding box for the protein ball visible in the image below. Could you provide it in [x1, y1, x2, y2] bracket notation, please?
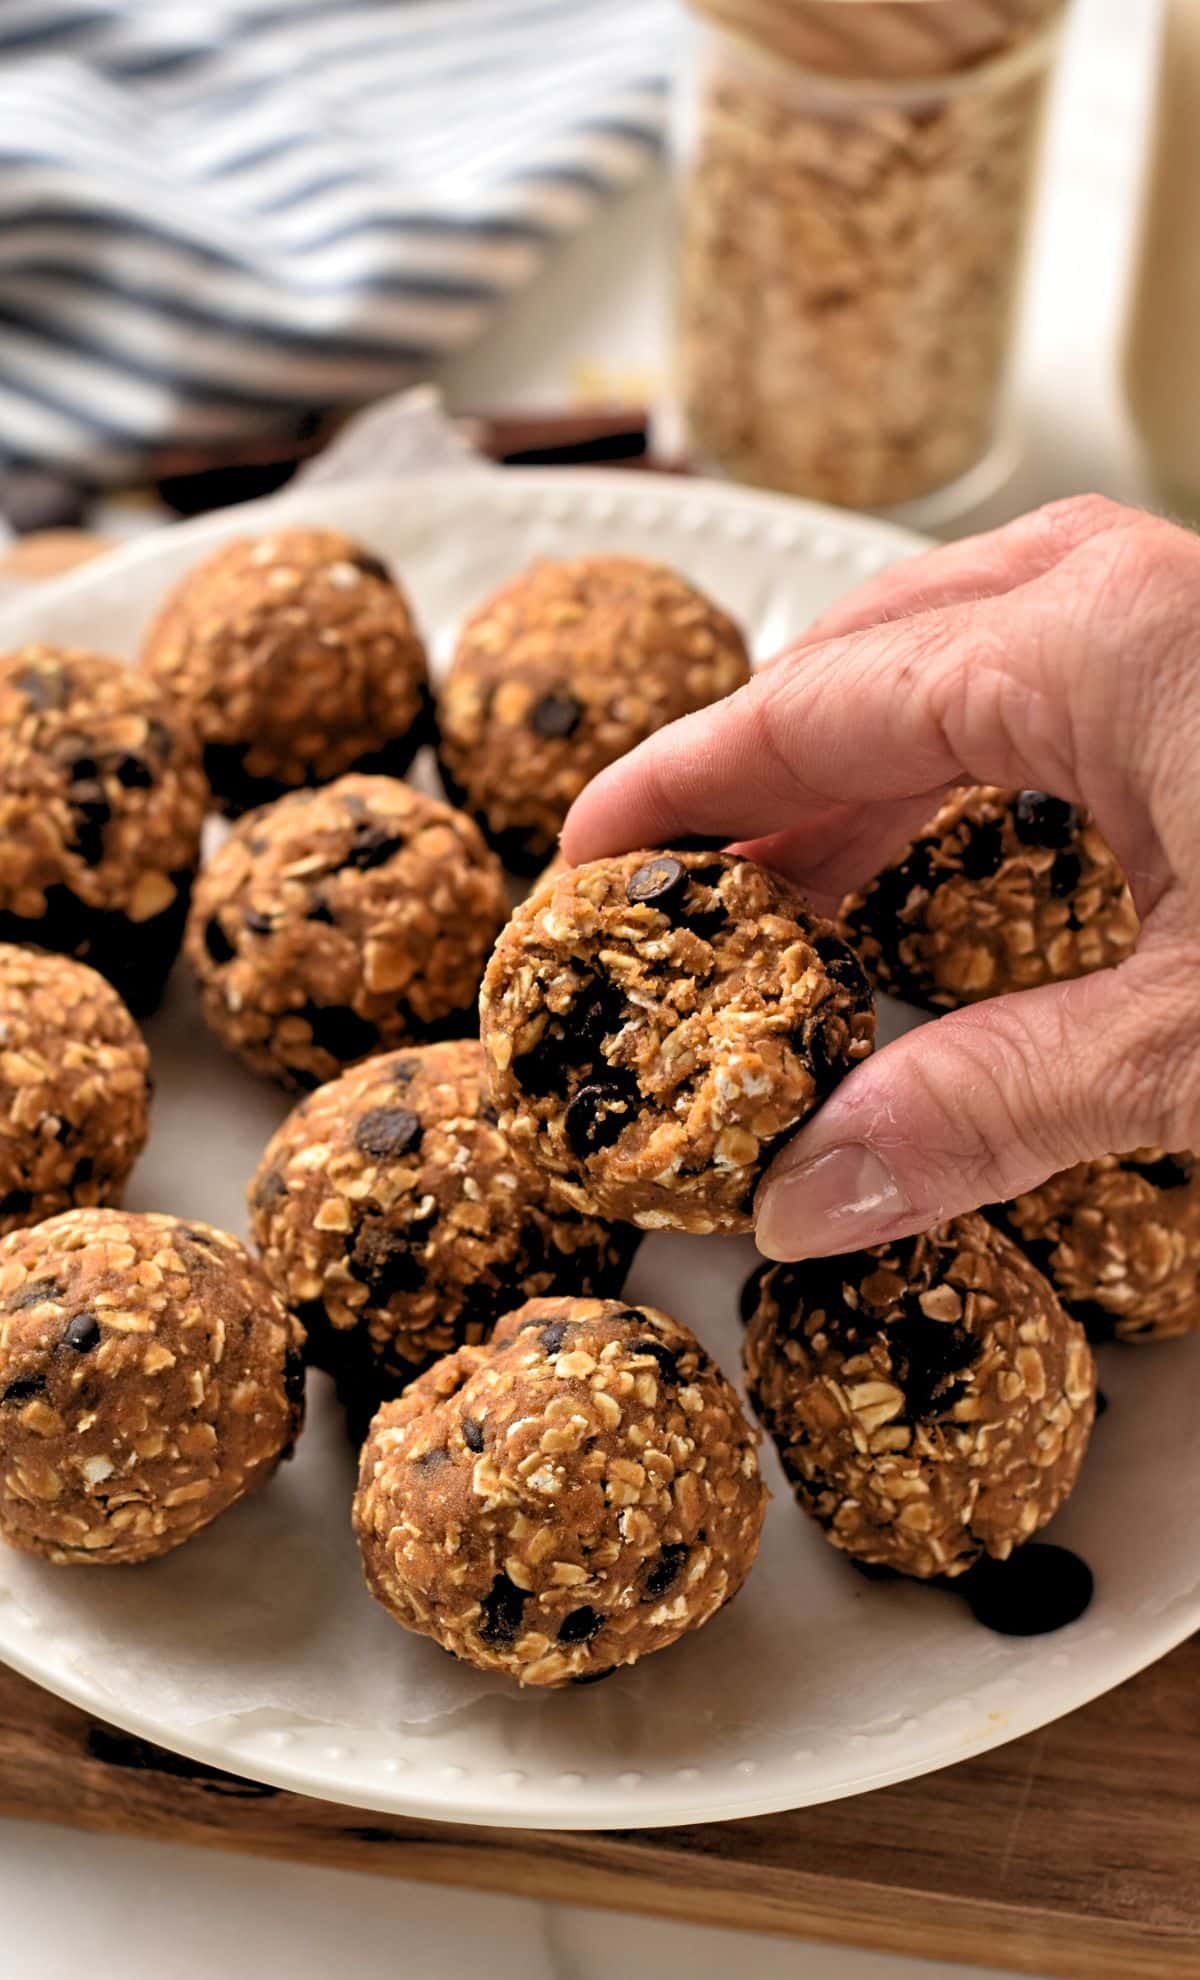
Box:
[437, 556, 751, 873]
[141, 528, 431, 815]
[0, 946, 151, 1235]
[837, 785, 1138, 1012]
[354, 1296, 767, 1685]
[743, 1214, 1095, 1580]
[480, 850, 875, 1235]
[250, 1039, 639, 1407]
[992, 1149, 1200, 1344]
[0, 1209, 304, 1564]
[186, 774, 507, 1091]
[0, 644, 206, 1014]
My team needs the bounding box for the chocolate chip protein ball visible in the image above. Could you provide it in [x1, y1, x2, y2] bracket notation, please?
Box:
[186, 775, 507, 1090]
[0, 946, 150, 1235]
[141, 528, 431, 815]
[250, 1039, 639, 1409]
[0, 645, 206, 1015]
[437, 556, 751, 872]
[0, 1209, 304, 1564]
[837, 786, 1138, 1012]
[991, 1150, 1200, 1344]
[743, 1214, 1096, 1580]
[354, 1296, 767, 1685]
[480, 850, 875, 1234]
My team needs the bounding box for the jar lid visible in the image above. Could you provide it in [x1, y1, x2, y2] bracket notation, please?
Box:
[687, 0, 1066, 83]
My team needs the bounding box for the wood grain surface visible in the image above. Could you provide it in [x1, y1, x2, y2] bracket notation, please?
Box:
[1, 1641, 1198, 1978]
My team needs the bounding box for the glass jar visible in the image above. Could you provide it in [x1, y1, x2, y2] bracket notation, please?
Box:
[675, 0, 1070, 516]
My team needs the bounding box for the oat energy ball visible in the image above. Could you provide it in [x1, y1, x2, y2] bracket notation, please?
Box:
[743, 1214, 1095, 1581]
[0, 947, 150, 1235]
[187, 775, 507, 1091]
[250, 1039, 639, 1401]
[0, 645, 206, 1015]
[992, 1149, 1200, 1344]
[437, 557, 751, 872]
[0, 1209, 304, 1564]
[837, 785, 1138, 1012]
[354, 1296, 767, 1684]
[481, 851, 875, 1234]
[141, 528, 431, 815]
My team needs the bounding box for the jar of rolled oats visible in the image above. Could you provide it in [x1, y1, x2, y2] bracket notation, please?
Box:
[675, 0, 1070, 516]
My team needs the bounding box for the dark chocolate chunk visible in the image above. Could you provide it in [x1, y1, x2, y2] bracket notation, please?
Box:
[69, 790, 112, 867]
[886, 1302, 979, 1421]
[353, 1107, 422, 1161]
[625, 856, 688, 914]
[349, 1221, 426, 1301]
[512, 974, 627, 1099]
[9, 1279, 62, 1311]
[0, 1189, 33, 1221]
[306, 897, 336, 926]
[115, 754, 154, 790]
[62, 1313, 100, 1353]
[529, 691, 582, 739]
[958, 1543, 1093, 1636]
[642, 1543, 689, 1602]
[68, 755, 98, 783]
[204, 917, 236, 966]
[557, 1605, 603, 1644]
[462, 1417, 485, 1453]
[631, 1338, 681, 1386]
[539, 1320, 569, 1355]
[861, 846, 934, 932]
[478, 1571, 528, 1643]
[299, 1002, 379, 1064]
[346, 825, 406, 871]
[813, 932, 870, 1002]
[1, 1372, 46, 1405]
[1049, 849, 1082, 899]
[1132, 1152, 1195, 1191]
[414, 1447, 449, 1471]
[959, 815, 1004, 882]
[1013, 790, 1079, 849]
[565, 1072, 638, 1160]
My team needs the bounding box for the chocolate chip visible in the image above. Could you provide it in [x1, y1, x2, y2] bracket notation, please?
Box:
[513, 976, 627, 1100]
[643, 1544, 689, 1602]
[1013, 791, 1079, 849]
[70, 1157, 93, 1188]
[631, 1338, 681, 1385]
[478, 1571, 528, 1643]
[0, 1190, 32, 1221]
[862, 846, 934, 932]
[300, 1003, 379, 1064]
[539, 1320, 569, 1355]
[353, 1107, 422, 1161]
[530, 691, 582, 739]
[306, 897, 336, 925]
[349, 1221, 425, 1301]
[62, 1313, 100, 1353]
[414, 1447, 449, 1471]
[813, 933, 870, 1002]
[958, 1543, 1093, 1637]
[886, 1302, 979, 1421]
[68, 755, 98, 783]
[959, 816, 1004, 882]
[1049, 850, 1082, 899]
[69, 791, 111, 867]
[558, 1605, 603, 1644]
[9, 1279, 62, 1311]
[13, 664, 68, 711]
[346, 825, 406, 871]
[625, 857, 688, 913]
[204, 917, 236, 966]
[1132, 1152, 1195, 1191]
[115, 754, 154, 790]
[462, 1418, 485, 1453]
[565, 1073, 638, 1160]
[1, 1372, 46, 1405]
[254, 1170, 287, 1210]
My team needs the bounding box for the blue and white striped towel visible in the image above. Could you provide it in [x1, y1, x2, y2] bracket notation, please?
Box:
[0, 0, 677, 480]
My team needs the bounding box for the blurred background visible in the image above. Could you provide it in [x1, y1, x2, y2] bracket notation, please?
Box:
[0, 0, 1182, 579]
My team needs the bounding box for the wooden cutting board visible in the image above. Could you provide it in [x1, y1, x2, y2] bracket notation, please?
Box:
[2, 1640, 1198, 1979]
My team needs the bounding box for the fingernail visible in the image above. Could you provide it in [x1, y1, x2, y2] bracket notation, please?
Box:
[755, 1145, 911, 1261]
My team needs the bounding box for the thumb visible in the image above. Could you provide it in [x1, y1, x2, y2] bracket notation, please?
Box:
[754, 946, 1197, 1260]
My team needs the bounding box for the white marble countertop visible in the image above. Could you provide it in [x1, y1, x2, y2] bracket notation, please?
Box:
[0, 2, 1171, 1975]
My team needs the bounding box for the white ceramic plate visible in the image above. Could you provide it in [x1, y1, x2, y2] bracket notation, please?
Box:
[0, 469, 1195, 1832]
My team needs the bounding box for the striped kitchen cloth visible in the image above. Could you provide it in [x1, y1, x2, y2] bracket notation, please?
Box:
[0, 0, 677, 481]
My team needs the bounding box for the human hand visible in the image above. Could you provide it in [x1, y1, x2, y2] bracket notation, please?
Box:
[560, 496, 1200, 1260]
